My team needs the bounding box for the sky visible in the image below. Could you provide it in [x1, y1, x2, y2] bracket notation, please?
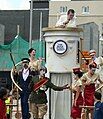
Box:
[0, 0, 30, 10]
[0, 0, 71, 10]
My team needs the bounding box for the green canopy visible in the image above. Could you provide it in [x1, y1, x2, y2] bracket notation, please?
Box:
[0, 35, 45, 71]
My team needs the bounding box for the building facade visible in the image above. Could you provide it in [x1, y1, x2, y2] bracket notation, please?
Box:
[49, 1, 103, 34]
[49, 1, 103, 54]
[0, 0, 49, 44]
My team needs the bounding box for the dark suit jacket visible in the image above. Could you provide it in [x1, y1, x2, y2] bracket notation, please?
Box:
[93, 101, 103, 119]
[16, 68, 38, 93]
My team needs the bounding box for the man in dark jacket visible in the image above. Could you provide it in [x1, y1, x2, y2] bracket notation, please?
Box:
[29, 66, 68, 119]
[93, 91, 103, 119]
[16, 58, 38, 119]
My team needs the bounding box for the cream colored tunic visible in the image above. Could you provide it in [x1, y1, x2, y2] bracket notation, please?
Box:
[29, 59, 41, 71]
[72, 79, 82, 91]
[81, 72, 100, 84]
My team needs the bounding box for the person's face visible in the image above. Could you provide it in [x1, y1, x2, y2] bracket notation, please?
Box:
[67, 12, 74, 20]
[90, 54, 96, 59]
[22, 62, 29, 68]
[30, 50, 36, 57]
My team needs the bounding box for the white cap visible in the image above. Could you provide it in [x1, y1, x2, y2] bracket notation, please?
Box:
[89, 50, 96, 56]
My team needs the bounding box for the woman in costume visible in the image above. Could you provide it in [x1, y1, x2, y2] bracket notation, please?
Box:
[28, 48, 44, 117]
[69, 68, 83, 119]
[81, 62, 103, 118]
[28, 48, 42, 71]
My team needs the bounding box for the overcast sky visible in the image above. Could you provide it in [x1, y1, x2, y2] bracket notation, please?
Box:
[0, 0, 71, 10]
[0, 0, 30, 10]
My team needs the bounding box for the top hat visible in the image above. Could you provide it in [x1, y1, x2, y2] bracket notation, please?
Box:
[21, 58, 30, 63]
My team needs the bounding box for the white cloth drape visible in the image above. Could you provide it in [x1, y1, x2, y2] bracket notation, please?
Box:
[50, 73, 72, 119]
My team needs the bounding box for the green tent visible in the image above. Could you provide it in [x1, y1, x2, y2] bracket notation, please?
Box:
[0, 35, 45, 71]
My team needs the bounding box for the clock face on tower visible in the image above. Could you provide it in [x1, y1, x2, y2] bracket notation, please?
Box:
[53, 40, 68, 55]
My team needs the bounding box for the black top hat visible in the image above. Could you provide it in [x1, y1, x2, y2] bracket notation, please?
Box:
[21, 58, 30, 63]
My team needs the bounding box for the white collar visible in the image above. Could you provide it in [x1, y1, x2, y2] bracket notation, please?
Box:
[22, 68, 29, 81]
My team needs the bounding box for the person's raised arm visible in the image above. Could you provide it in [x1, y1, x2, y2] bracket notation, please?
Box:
[46, 78, 68, 91]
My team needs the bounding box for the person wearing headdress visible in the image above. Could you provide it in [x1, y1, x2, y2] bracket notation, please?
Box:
[28, 48, 42, 71]
[14, 58, 38, 119]
[81, 62, 103, 119]
[89, 49, 103, 96]
[89, 49, 103, 73]
[29, 66, 68, 119]
[68, 68, 83, 119]
[0, 87, 8, 119]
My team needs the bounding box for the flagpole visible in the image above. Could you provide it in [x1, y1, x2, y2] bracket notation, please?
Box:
[40, 11, 42, 42]
[29, 0, 33, 48]
[39, 11, 42, 58]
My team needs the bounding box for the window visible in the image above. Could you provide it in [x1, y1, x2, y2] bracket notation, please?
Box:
[60, 6, 67, 14]
[82, 6, 89, 14]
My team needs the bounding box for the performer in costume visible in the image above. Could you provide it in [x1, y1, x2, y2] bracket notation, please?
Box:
[29, 66, 68, 119]
[0, 87, 8, 119]
[28, 48, 42, 71]
[28, 48, 43, 115]
[81, 62, 103, 119]
[89, 49, 103, 74]
[68, 68, 83, 119]
[14, 58, 38, 119]
[89, 49, 103, 95]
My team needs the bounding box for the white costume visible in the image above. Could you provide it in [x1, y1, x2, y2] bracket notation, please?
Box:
[89, 50, 103, 76]
[72, 79, 82, 90]
[55, 15, 76, 27]
[89, 50, 103, 99]
[93, 57, 103, 73]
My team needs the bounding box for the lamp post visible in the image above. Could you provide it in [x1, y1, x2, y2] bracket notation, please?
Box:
[29, 0, 33, 48]
[31, 7, 49, 58]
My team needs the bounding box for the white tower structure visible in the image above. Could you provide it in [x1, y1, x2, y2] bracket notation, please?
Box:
[43, 27, 82, 119]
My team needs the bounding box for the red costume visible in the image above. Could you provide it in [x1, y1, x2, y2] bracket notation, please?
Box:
[81, 72, 99, 106]
[71, 92, 83, 119]
[0, 99, 7, 119]
[71, 68, 83, 119]
[84, 84, 95, 106]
